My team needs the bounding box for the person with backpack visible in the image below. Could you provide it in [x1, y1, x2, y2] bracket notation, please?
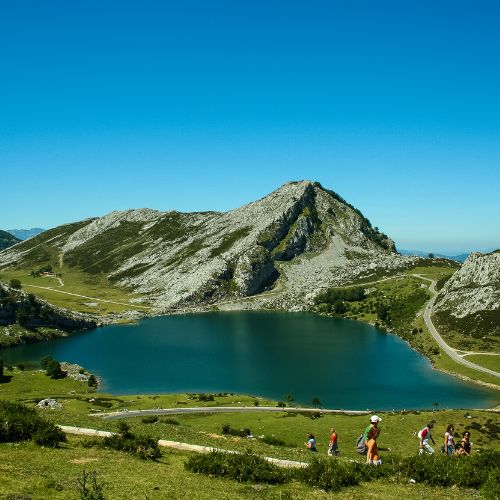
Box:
[419, 422, 436, 454]
[365, 415, 382, 464]
[443, 424, 455, 455]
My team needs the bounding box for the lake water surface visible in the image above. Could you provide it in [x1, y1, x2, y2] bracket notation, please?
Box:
[2, 311, 498, 410]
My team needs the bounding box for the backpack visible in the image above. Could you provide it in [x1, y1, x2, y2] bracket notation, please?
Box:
[356, 434, 367, 454]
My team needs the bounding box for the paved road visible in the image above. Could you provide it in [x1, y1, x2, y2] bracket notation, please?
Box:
[415, 274, 500, 379]
[58, 424, 308, 468]
[92, 405, 370, 421]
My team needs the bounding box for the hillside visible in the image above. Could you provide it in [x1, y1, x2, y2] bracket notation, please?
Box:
[0, 181, 414, 312]
[0, 281, 97, 347]
[0, 230, 20, 251]
[433, 251, 500, 352]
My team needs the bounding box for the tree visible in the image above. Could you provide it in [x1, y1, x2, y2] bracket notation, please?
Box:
[333, 301, 347, 314]
[9, 279, 21, 290]
[41, 356, 54, 370]
[428, 253, 434, 258]
[0, 359, 3, 377]
[88, 375, 98, 388]
[377, 304, 389, 321]
[286, 394, 295, 404]
[312, 397, 322, 408]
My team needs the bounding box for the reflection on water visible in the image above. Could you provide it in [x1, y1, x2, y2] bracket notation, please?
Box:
[2, 311, 498, 410]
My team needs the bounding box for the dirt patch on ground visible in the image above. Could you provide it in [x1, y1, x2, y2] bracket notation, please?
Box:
[70, 458, 98, 464]
[203, 432, 224, 439]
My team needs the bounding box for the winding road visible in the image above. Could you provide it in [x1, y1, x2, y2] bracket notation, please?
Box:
[415, 274, 500, 379]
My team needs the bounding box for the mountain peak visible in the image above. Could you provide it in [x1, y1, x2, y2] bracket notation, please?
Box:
[0, 182, 405, 311]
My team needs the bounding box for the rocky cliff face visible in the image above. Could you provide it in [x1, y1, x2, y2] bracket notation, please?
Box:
[433, 251, 500, 342]
[0, 181, 411, 311]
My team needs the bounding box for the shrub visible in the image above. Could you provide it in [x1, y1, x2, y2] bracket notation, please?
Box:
[185, 451, 289, 484]
[299, 457, 361, 492]
[76, 470, 105, 500]
[141, 415, 159, 424]
[32, 420, 66, 447]
[260, 435, 287, 447]
[99, 424, 161, 460]
[480, 468, 500, 499]
[163, 417, 180, 425]
[221, 424, 251, 437]
[0, 400, 66, 447]
[87, 375, 98, 388]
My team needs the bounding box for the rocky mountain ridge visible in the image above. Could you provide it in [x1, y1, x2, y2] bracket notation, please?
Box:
[0, 181, 414, 311]
[433, 250, 500, 344]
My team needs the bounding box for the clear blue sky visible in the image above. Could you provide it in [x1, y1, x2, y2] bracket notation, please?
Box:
[1, 1, 499, 254]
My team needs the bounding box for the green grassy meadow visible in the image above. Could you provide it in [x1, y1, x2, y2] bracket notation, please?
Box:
[1, 367, 499, 498]
[0, 267, 149, 315]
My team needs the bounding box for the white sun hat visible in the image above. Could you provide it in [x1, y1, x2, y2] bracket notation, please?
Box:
[370, 415, 382, 423]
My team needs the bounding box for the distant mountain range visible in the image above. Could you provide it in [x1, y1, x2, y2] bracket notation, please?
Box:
[398, 249, 469, 262]
[6, 228, 45, 240]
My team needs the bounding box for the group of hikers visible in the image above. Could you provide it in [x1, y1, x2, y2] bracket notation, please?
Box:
[304, 415, 472, 463]
[418, 421, 472, 456]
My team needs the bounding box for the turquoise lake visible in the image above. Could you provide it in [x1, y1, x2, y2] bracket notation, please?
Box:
[2, 311, 498, 410]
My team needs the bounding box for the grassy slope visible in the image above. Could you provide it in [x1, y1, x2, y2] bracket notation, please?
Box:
[0, 267, 148, 315]
[1, 369, 498, 499]
[2, 440, 475, 500]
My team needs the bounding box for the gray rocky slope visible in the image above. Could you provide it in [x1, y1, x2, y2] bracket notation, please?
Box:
[0, 181, 416, 312]
[433, 251, 500, 339]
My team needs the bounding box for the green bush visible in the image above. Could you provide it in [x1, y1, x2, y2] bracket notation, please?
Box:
[0, 400, 66, 447]
[99, 424, 161, 460]
[141, 415, 159, 424]
[221, 423, 251, 437]
[260, 435, 287, 447]
[480, 468, 500, 499]
[185, 451, 289, 484]
[299, 457, 361, 492]
[390, 452, 500, 488]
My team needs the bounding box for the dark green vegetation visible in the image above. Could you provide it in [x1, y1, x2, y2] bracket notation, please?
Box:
[299, 452, 500, 494]
[82, 421, 162, 460]
[434, 308, 500, 353]
[186, 451, 289, 485]
[0, 282, 96, 347]
[0, 229, 21, 251]
[41, 355, 66, 379]
[0, 400, 66, 447]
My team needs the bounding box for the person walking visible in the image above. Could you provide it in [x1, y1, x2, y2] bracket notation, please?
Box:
[365, 415, 382, 464]
[419, 422, 436, 454]
[327, 428, 338, 456]
[305, 432, 318, 452]
[443, 424, 455, 455]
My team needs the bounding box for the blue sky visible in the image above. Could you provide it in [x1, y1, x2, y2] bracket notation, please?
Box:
[1, 1, 499, 254]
